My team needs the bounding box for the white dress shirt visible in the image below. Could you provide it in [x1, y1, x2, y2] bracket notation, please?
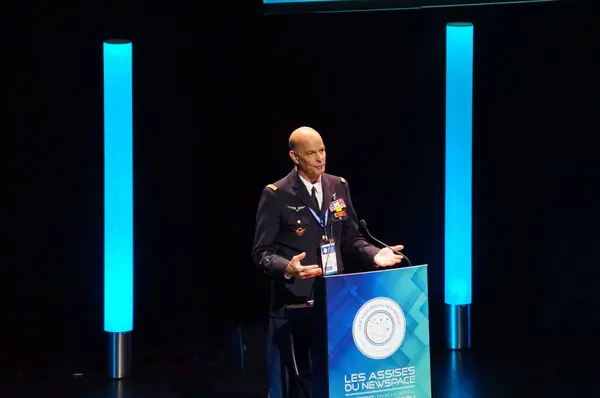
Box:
[298, 174, 323, 210]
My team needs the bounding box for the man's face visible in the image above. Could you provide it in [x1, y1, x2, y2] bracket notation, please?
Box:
[292, 136, 326, 181]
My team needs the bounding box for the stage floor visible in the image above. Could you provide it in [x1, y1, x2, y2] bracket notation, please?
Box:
[3, 325, 598, 398]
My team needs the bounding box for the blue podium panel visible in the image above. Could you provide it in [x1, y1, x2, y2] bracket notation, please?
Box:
[324, 265, 431, 398]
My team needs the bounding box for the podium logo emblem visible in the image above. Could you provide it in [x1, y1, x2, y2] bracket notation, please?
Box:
[352, 297, 406, 360]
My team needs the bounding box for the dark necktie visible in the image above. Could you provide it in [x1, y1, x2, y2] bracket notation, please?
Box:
[311, 186, 320, 212]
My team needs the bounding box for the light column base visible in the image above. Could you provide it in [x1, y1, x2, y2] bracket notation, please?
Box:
[108, 331, 132, 379]
[446, 303, 471, 350]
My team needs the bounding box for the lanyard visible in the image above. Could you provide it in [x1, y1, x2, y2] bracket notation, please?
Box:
[308, 207, 328, 231]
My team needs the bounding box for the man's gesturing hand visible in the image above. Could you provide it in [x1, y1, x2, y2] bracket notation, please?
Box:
[284, 252, 322, 279]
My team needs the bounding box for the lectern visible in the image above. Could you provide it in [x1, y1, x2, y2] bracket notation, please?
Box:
[309, 265, 432, 398]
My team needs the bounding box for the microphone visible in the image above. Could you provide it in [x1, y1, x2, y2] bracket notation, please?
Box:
[359, 219, 413, 267]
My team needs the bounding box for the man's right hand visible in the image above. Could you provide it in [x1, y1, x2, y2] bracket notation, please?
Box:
[284, 252, 322, 279]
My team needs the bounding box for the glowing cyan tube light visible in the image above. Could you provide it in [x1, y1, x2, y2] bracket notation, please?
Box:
[104, 38, 133, 379]
[104, 39, 133, 334]
[445, 22, 473, 350]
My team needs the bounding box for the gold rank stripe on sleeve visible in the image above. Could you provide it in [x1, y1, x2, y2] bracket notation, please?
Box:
[266, 184, 278, 191]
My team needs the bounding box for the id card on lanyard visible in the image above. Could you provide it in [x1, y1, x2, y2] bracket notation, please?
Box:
[308, 207, 338, 276]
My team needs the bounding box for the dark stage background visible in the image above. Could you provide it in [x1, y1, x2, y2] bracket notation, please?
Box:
[7, 0, 597, 377]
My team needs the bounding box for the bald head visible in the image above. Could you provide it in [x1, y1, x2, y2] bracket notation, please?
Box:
[288, 126, 326, 182]
[288, 126, 322, 151]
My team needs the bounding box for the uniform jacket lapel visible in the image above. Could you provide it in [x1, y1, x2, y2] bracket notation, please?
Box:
[288, 168, 315, 211]
[321, 175, 335, 227]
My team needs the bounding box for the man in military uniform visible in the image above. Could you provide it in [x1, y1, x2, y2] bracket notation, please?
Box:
[251, 126, 405, 398]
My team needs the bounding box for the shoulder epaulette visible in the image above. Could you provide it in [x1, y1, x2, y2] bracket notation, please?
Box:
[340, 177, 346, 184]
[266, 184, 278, 191]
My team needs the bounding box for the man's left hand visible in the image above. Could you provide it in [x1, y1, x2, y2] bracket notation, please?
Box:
[374, 245, 404, 268]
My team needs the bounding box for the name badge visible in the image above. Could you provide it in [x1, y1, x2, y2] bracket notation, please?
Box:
[320, 240, 338, 276]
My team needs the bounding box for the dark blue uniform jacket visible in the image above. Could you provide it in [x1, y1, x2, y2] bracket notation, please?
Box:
[251, 168, 379, 313]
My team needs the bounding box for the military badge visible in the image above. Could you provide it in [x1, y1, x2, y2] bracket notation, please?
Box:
[295, 227, 306, 236]
[329, 198, 348, 220]
[287, 205, 306, 212]
[329, 198, 346, 213]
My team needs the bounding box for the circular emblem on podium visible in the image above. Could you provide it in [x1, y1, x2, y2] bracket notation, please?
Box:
[352, 297, 406, 360]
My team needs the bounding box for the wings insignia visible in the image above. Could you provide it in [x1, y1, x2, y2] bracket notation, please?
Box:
[286, 205, 306, 212]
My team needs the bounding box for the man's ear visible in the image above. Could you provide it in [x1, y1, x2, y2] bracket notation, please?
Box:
[289, 150, 299, 164]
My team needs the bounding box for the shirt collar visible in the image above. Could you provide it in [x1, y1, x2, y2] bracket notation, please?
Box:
[298, 173, 322, 193]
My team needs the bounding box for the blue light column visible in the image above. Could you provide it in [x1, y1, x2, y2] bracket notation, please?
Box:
[445, 22, 473, 350]
[104, 39, 133, 378]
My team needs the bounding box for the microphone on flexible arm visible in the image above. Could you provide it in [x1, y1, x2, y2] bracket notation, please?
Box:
[359, 219, 413, 268]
